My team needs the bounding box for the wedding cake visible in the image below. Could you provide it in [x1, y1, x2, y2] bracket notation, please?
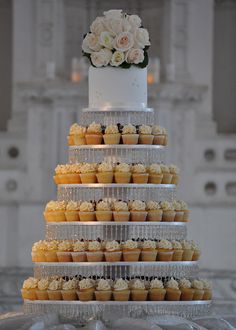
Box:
[22, 10, 212, 323]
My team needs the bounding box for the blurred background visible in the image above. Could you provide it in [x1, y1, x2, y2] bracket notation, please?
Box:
[0, 0, 236, 313]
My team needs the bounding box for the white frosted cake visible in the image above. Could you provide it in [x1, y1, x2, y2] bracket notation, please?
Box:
[89, 66, 147, 109]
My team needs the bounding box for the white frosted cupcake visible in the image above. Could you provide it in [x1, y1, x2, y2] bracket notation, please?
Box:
[44, 200, 67, 222]
[129, 200, 147, 222]
[169, 164, 180, 185]
[131, 164, 149, 184]
[80, 163, 97, 183]
[141, 240, 157, 261]
[146, 201, 163, 221]
[157, 239, 173, 261]
[36, 278, 50, 300]
[172, 200, 184, 222]
[44, 240, 59, 262]
[191, 241, 201, 261]
[21, 277, 38, 301]
[122, 124, 139, 144]
[148, 163, 163, 184]
[71, 240, 87, 262]
[179, 278, 194, 301]
[178, 200, 190, 222]
[47, 278, 63, 301]
[85, 122, 103, 144]
[79, 201, 95, 222]
[96, 162, 113, 183]
[86, 240, 103, 262]
[149, 279, 166, 301]
[113, 200, 130, 222]
[181, 240, 194, 261]
[138, 125, 154, 144]
[95, 200, 112, 221]
[31, 240, 47, 262]
[172, 240, 184, 261]
[104, 240, 122, 262]
[103, 124, 121, 144]
[152, 125, 165, 145]
[113, 278, 130, 301]
[61, 278, 78, 301]
[160, 201, 175, 222]
[165, 278, 181, 301]
[68, 123, 86, 145]
[57, 240, 73, 262]
[131, 279, 148, 301]
[201, 279, 212, 300]
[65, 201, 80, 222]
[122, 240, 140, 262]
[192, 280, 204, 300]
[114, 163, 131, 183]
[77, 278, 95, 301]
[95, 279, 112, 301]
[160, 164, 173, 184]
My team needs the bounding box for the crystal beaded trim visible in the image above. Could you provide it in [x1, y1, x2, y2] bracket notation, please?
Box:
[57, 184, 176, 202]
[45, 222, 187, 241]
[33, 261, 198, 279]
[68, 145, 165, 164]
[24, 300, 212, 322]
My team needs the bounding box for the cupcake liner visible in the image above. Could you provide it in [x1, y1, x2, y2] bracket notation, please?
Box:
[113, 290, 130, 301]
[96, 172, 114, 184]
[171, 174, 179, 185]
[31, 252, 46, 263]
[172, 250, 184, 261]
[56, 252, 72, 262]
[123, 249, 140, 262]
[157, 250, 174, 262]
[86, 251, 104, 262]
[147, 210, 163, 222]
[122, 134, 139, 145]
[36, 290, 49, 300]
[103, 133, 121, 145]
[132, 173, 149, 184]
[153, 135, 165, 145]
[79, 211, 96, 222]
[130, 211, 147, 222]
[161, 173, 173, 184]
[21, 289, 37, 301]
[182, 249, 194, 261]
[166, 288, 181, 301]
[104, 251, 122, 262]
[95, 290, 112, 301]
[71, 252, 87, 262]
[193, 289, 204, 300]
[141, 250, 157, 261]
[61, 290, 77, 301]
[58, 174, 70, 184]
[44, 211, 66, 222]
[203, 289, 212, 300]
[67, 173, 81, 184]
[114, 172, 131, 183]
[113, 211, 130, 222]
[67, 135, 74, 146]
[45, 251, 58, 262]
[131, 289, 148, 301]
[65, 210, 79, 222]
[80, 173, 97, 184]
[162, 210, 176, 222]
[149, 288, 166, 301]
[174, 211, 184, 222]
[77, 288, 94, 301]
[183, 210, 190, 222]
[53, 175, 61, 185]
[85, 134, 103, 145]
[47, 290, 62, 301]
[192, 251, 201, 261]
[74, 135, 86, 145]
[180, 288, 195, 301]
[163, 135, 168, 146]
[148, 173, 163, 184]
[138, 135, 154, 145]
[95, 211, 113, 221]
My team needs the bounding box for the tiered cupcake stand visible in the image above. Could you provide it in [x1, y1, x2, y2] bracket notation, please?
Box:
[24, 107, 212, 322]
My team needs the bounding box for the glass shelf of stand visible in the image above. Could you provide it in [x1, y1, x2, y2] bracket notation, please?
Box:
[45, 221, 187, 241]
[68, 145, 165, 164]
[57, 184, 176, 202]
[33, 261, 198, 279]
[24, 300, 212, 322]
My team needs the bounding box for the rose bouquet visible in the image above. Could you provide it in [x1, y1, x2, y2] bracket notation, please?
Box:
[82, 9, 150, 68]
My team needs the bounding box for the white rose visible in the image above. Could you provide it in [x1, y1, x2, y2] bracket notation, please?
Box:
[90, 17, 106, 36]
[91, 48, 112, 67]
[114, 32, 134, 52]
[104, 18, 123, 36]
[126, 48, 144, 64]
[103, 9, 122, 20]
[128, 15, 141, 30]
[82, 33, 101, 53]
[99, 31, 114, 49]
[134, 28, 150, 49]
[110, 51, 125, 67]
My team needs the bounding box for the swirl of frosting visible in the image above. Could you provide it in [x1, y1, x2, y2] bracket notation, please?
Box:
[123, 240, 138, 250]
[179, 278, 191, 289]
[178, 200, 188, 210]
[157, 239, 172, 250]
[96, 200, 111, 211]
[97, 162, 113, 172]
[122, 124, 137, 135]
[169, 164, 180, 174]
[55, 165, 64, 174]
[150, 279, 164, 289]
[62, 278, 78, 290]
[160, 201, 174, 211]
[148, 164, 162, 174]
[79, 278, 94, 290]
[73, 240, 87, 252]
[132, 279, 145, 290]
[146, 201, 160, 210]
[172, 200, 182, 211]
[105, 240, 120, 251]
[114, 278, 129, 291]
[142, 240, 156, 250]
[130, 200, 146, 211]
[165, 278, 179, 290]
[113, 201, 129, 211]
[192, 279, 204, 290]
[45, 200, 67, 211]
[115, 163, 130, 173]
[66, 201, 80, 211]
[48, 279, 62, 291]
[88, 240, 102, 251]
[87, 122, 102, 134]
[80, 201, 94, 212]
[191, 241, 200, 251]
[160, 164, 170, 173]
[23, 277, 38, 289]
[67, 164, 81, 174]
[171, 240, 182, 250]
[105, 124, 119, 134]
[139, 125, 152, 135]
[69, 123, 86, 136]
[46, 240, 58, 251]
[37, 278, 49, 291]
[132, 164, 146, 173]
[58, 240, 72, 251]
[96, 279, 111, 291]
[181, 240, 192, 250]
[152, 125, 163, 135]
[201, 279, 212, 290]
[80, 163, 97, 173]
[32, 240, 47, 252]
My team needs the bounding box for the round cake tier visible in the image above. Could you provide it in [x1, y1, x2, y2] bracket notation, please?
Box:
[57, 184, 176, 202]
[34, 261, 198, 278]
[68, 145, 165, 164]
[45, 222, 187, 241]
[24, 300, 212, 321]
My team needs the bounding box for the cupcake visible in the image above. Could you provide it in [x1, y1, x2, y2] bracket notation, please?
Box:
[131, 279, 148, 301]
[148, 164, 163, 184]
[149, 279, 166, 301]
[69, 124, 87, 145]
[162, 127, 168, 146]
[160, 164, 173, 184]
[57, 240, 73, 262]
[44, 200, 66, 222]
[152, 125, 165, 145]
[79, 201, 96, 221]
[61, 278, 78, 301]
[172, 200, 184, 222]
[172, 240, 184, 261]
[104, 240, 122, 262]
[47, 278, 63, 300]
[179, 200, 190, 222]
[85, 122, 103, 144]
[146, 201, 163, 222]
[113, 279, 130, 301]
[45, 240, 59, 262]
[21, 277, 38, 300]
[95, 279, 112, 301]
[67, 123, 77, 146]
[36, 278, 50, 300]
[192, 280, 204, 300]
[169, 164, 180, 185]
[96, 162, 114, 183]
[201, 280, 212, 300]
[31, 240, 47, 262]
[141, 240, 157, 261]
[114, 163, 131, 183]
[131, 164, 149, 184]
[191, 241, 201, 261]
[160, 201, 175, 222]
[53, 165, 66, 184]
[96, 200, 112, 221]
[80, 163, 97, 183]
[113, 200, 130, 222]
[157, 239, 173, 261]
[122, 124, 139, 144]
[65, 164, 81, 184]
[71, 240, 87, 262]
[77, 278, 95, 301]
[181, 240, 194, 261]
[65, 201, 80, 222]
[103, 124, 121, 144]
[138, 125, 154, 144]
[165, 278, 181, 301]
[179, 278, 194, 301]
[122, 240, 140, 262]
[129, 200, 147, 222]
[86, 240, 103, 262]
